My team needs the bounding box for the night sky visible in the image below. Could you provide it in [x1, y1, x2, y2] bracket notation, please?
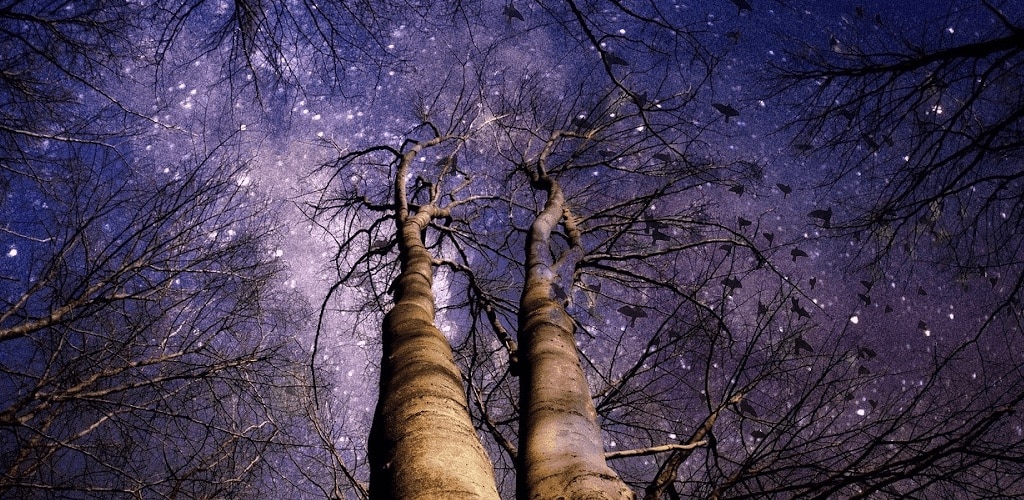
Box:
[2, 0, 1022, 497]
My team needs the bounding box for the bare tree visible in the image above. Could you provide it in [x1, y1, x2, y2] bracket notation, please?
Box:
[762, 1, 1024, 496]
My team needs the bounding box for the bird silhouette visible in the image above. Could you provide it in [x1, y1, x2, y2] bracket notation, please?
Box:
[728, 184, 745, 196]
[795, 336, 814, 354]
[729, 0, 753, 14]
[857, 293, 871, 306]
[777, 183, 792, 197]
[860, 280, 874, 291]
[618, 305, 648, 327]
[808, 207, 833, 228]
[737, 216, 752, 229]
[858, 346, 877, 359]
[722, 276, 742, 291]
[757, 301, 768, 316]
[503, 3, 524, 21]
[791, 247, 808, 261]
[809, 277, 817, 290]
[720, 243, 733, 254]
[918, 286, 927, 296]
[738, 399, 758, 417]
[712, 103, 740, 122]
[885, 304, 894, 313]
[653, 152, 672, 162]
[726, 31, 741, 43]
[651, 229, 671, 242]
[604, 53, 629, 66]
[790, 297, 811, 319]
[858, 365, 871, 375]
[763, 232, 774, 245]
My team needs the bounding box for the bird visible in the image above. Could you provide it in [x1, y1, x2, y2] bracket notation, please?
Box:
[809, 277, 817, 290]
[763, 232, 774, 245]
[795, 336, 814, 354]
[757, 301, 768, 316]
[862, 134, 880, 151]
[858, 346, 877, 359]
[791, 297, 811, 319]
[712, 103, 740, 122]
[729, 0, 753, 14]
[858, 365, 871, 375]
[722, 276, 742, 291]
[751, 430, 767, 440]
[918, 319, 928, 330]
[651, 229, 671, 242]
[857, 293, 871, 306]
[808, 207, 833, 228]
[794, 143, 813, 152]
[726, 31, 741, 43]
[604, 53, 629, 66]
[791, 247, 808, 261]
[885, 304, 894, 313]
[917, 286, 927, 296]
[777, 183, 792, 197]
[503, 3, 524, 21]
[618, 305, 648, 327]
[653, 152, 672, 162]
[720, 243, 734, 254]
[860, 280, 874, 291]
[738, 399, 758, 417]
[728, 184, 745, 196]
[737, 216, 752, 229]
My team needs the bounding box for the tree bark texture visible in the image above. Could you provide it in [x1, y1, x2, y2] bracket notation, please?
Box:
[368, 208, 500, 499]
[518, 177, 634, 500]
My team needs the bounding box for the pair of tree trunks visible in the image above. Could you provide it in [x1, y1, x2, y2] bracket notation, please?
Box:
[368, 154, 632, 498]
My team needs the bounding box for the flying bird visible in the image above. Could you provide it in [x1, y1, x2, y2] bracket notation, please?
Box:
[737, 216, 752, 229]
[791, 297, 811, 319]
[763, 232, 774, 245]
[653, 152, 672, 162]
[918, 319, 928, 330]
[722, 276, 742, 291]
[858, 365, 871, 376]
[858, 346, 877, 359]
[860, 280, 874, 291]
[857, 293, 871, 306]
[604, 53, 629, 66]
[751, 430, 767, 440]
[809, 277, 817, 290]
[794, 143, 813, 152]
[738, 399, 758, 418]
[917, 286, 927, 296]
[729, 0, 753, 14]
[503, 3, 524, 21]
[728, 184, 745, 196]
[618, 305, 648, 327]
[795, 336, 814, 354]
[726, 31, 741, 43]
[712, 103, 740, 122]
[598, 149, 616, 158]
[777, 183, 792, 197]
[720, 243, 733, 254]
[757, 301, 768, 316]
[862, 133, 880, 151]
[808, 207, 833, 228]
[885, 304, 894, 313]
[791, 247, 808, 261]
[651, 229, 671, 242]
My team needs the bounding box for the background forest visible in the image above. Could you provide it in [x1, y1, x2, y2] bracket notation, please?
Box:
[1, 0, 1022, 498]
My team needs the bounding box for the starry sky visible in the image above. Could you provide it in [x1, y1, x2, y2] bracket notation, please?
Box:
[2, 0, 1022, 496]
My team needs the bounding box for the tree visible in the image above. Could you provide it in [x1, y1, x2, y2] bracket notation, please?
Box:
[0, 2, 340, 497]
[763, 0, 1024, 496]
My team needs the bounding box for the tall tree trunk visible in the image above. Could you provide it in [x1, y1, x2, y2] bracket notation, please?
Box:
[517, 176, 634, 499]
[368, 207, 500, 499]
